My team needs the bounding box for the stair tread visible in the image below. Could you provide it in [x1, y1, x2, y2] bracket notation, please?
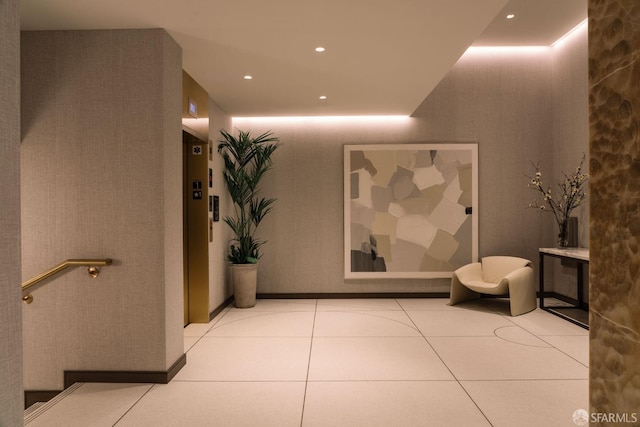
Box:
[24, 383, 84, 424]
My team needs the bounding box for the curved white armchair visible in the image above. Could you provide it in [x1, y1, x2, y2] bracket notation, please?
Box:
[449, 256, 536, 316]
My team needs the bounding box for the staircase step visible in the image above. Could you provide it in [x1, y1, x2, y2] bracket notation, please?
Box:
[24, 383, 84, 425]
[23, 401, 45, 418]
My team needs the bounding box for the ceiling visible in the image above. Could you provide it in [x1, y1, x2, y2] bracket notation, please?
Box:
[20, 0, 587, 117]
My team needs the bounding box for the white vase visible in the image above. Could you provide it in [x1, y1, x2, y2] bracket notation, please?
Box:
[231, 263, 258, 308]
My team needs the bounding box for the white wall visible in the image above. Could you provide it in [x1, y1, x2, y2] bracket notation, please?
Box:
[234, 45, 560, 294]
[21, 29, 183, 390]
[0, 0, 23, 423]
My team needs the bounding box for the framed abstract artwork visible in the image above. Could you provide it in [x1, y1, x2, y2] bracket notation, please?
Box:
[344, 143, 478, 279]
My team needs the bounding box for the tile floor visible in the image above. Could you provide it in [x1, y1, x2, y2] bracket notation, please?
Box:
[24, 298, 589, 427]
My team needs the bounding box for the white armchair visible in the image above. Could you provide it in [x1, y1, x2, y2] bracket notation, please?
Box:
[449, 256, 536, 316]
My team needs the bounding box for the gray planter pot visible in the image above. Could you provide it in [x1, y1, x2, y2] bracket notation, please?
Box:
[231, 263, 258, 308]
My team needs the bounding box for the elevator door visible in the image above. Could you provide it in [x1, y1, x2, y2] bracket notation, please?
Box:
[183, 130, 210, 325]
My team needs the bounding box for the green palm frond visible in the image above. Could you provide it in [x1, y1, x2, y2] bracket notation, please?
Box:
[218, 129, 280, 264]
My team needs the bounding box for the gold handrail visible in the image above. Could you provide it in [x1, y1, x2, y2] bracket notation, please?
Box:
[22, 259, 113, 304]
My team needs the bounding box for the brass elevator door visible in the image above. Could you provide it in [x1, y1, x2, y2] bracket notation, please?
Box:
[183, 131, 210, 325]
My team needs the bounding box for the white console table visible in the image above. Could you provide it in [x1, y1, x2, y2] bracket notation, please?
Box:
[539, 248, 589, 329]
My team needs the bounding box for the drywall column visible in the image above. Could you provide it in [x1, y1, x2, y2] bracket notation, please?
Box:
[0, 0, 23, 424]
[21, 29, 183, 390]
[208, 99, 234, 310]
[589, 0, 640, 418]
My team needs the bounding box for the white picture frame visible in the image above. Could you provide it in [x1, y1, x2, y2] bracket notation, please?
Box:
[344, 143, 478, 279]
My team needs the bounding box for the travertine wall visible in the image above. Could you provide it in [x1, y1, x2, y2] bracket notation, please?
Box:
[589, 0, 640, 418]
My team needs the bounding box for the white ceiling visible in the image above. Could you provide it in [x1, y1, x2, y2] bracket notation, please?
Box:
[20, 0, 586, 117]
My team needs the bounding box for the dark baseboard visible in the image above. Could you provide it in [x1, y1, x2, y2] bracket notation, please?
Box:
[64, 353, 187, 389]
[210, 295, 234, 322]
[257, 292, 451, 299]
[26, 354, 188, 409]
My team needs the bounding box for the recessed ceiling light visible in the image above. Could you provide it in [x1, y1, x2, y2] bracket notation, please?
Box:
[319, 95, 327, 100]
[315, 47, 326, 53]
[243, 75, 253, 80]
[506, 14, 515, 19]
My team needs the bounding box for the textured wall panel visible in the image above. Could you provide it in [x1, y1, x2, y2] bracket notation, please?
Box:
[551, 23, 590, 298]
[161, 31, 185, 370]
[0, 0, 23, 424]
[21, 29, 183, 390]
[589, 0, 640, 417]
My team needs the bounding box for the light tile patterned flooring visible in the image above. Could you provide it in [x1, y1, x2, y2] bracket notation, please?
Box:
[25, 298, 589, 427]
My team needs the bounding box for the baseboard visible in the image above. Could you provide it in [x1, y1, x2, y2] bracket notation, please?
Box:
[63, 353, 187, 389]
[210, 295, 234, 322]
[256, 292, 450, 299]
[25, 353, 188, 409]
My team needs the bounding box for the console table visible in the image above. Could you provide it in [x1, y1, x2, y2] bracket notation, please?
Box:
[539, 248, 589, 329]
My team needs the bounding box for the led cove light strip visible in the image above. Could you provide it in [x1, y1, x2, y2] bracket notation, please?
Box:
[233, 115, 411, 124]
[468, 18, 588, 54]
[465, 45, 549, 54]
[552, 19, 588, 47]
[235, 20, 588, 122]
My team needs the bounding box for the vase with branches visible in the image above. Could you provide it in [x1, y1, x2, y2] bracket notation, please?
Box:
[527, 155, 588, 248]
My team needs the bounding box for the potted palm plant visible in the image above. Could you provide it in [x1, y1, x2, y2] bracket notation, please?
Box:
[218, 129, 280, 308]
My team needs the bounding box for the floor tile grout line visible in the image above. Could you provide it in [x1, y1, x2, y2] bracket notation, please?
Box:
[457, 381, 496, 427]
[32, 298, 588, 425]
[112, 383, 156, 426]
[183, 298, 585, 421]
[497, 301, 589, 365]
[316, 309, 422, 333]
[299, 299, 319, 427]
[491, 325, 555, 348]
[183, 307, 235, 354]
[206, 311, 317, 335]
[534, 334, 590, 368]
[396, 299, 459, 381]
[396, 298, 495, 427]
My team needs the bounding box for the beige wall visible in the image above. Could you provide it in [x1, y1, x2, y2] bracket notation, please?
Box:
[552, 23, 590, 245]
[415, 48, 554, 261]
[0, 0, 23, 423]
[21, 29, 183, 390]
[589, 0, 640, 417]
[550, 23, 590, 300]
[161, 32, 185, 371]
[234, 44, 565, 294]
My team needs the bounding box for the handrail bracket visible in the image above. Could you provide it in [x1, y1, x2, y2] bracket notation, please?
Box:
[22, 259, 113, 304]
